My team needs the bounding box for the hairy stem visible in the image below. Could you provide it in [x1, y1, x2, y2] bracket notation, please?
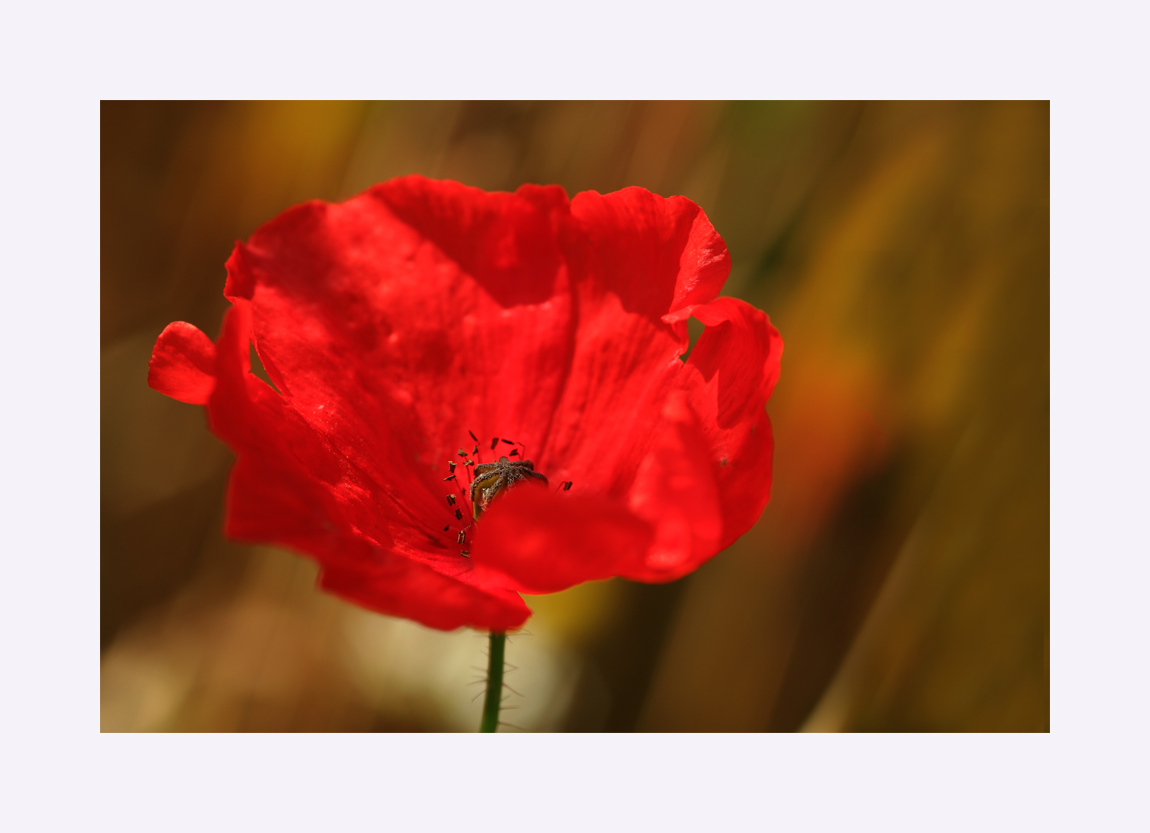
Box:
[479, 631, 505, 732]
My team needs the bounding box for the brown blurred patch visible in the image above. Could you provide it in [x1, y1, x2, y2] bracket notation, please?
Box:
[638, 101, 1048, 732]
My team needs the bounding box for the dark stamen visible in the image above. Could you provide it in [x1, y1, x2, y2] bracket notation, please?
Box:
[444, 475, 456, 482]
[458, 448, 466, 456]
[465, 458, 474, 466]
[446, 495, 456, 506]
[448, 460, 456, 473]
[562, 481, 573, 491]
[472, 444, 479, 456]
[501, 438, 515, 445]
[455, 509, 463, 520]
[468, 430, 479, 443]
[443, 525, 450, 532]
[457, 530, 466, 545]
[509, 449, 519, 457]
[491, 437, 498, 451]
[461, 550, 470, 557]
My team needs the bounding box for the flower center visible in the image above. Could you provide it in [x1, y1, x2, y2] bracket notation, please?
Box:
[471, 455, 549, 516]
[440, 432, 571, 558]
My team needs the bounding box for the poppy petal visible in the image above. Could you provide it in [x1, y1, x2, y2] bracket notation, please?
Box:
[220, 179, 574, 542]
[625, 390, 723, 581]
[538, 187, 732, 502]
[147, 321, 217, 405]
[205, 301, 528, 631]
[469, 486, 653, 595]
[318, 551, 531, 632]
[673, 295, 783, 549]
[567, 187, 730, 324]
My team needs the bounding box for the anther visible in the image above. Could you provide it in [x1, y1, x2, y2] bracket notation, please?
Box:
[446, 494, 456, 506]
[443, 525, 450, 532]
[491, 437, 498, 451]
[468, 430, 479, 443]
[455, 508, 463, 520]
[509, 449, 519, 457]
[458, 448, 466, 456]
[501, 438, 515, 445]
[461, 550, 470, 557]
[457, 530, 466, 545]
[562, 481, 573, 491]
[471, 444, 479, 456]
[444, 475, 456, 482]
[448, 461, 456, 473]
[465, 458, 474, 466]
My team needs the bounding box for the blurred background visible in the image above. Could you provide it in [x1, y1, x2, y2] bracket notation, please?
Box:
[101, 101, 1048, 732]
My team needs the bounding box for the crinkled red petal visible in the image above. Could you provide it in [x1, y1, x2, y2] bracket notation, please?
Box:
[673, 296, 783, 550]
[537, 188, 732, 502]
[205, 301, 530, 631]
[221, 180, 575, 550]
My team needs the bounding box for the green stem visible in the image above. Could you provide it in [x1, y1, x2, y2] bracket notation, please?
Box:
[479, 631, 506, 733]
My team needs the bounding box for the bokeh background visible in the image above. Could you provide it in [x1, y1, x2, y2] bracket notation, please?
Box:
[101, 101, 1048, 732]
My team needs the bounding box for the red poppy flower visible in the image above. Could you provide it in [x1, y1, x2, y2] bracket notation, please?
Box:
[148, 176, 782, 632]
